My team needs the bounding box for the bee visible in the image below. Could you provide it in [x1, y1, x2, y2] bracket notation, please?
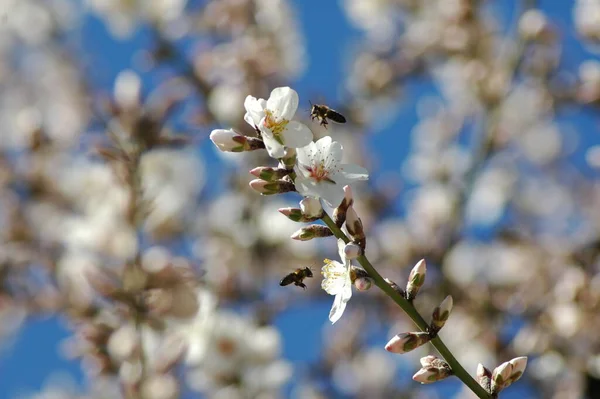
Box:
[280, 267, 313, 290]
[309, 102, 347, 128]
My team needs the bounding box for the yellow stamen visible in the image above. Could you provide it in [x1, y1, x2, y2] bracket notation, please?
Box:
[263, 109, 289, 135]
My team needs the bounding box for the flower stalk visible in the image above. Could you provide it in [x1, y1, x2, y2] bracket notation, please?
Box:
[320, 213, 491, 399]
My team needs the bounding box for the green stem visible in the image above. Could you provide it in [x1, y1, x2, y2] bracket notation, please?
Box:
[321, 213, 491, 399]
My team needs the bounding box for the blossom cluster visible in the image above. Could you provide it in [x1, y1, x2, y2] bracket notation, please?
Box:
[211, 87, 370, 323]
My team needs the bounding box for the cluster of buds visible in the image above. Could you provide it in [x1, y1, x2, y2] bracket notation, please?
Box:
[477, 357, 528, 396]
[385, 260, 460, 388]
[383, 296, 452, 354]
[413, 356, 453, 384]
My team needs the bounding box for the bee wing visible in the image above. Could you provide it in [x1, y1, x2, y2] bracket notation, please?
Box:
[327, 110, 346, 124]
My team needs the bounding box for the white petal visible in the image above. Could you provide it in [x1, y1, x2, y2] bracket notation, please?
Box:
[281, 121, 313, 148]
[326, 141, 343, 167]
[316, 182, 344, 207]
[337, 238, 347, 263]
[243, 96, 266, 127]
[261, 130, 285, 158]
[339, 163, 369, 181]
[329, 293, 347, 324]
[294, 175, 316, 197]
[266, 87, 298, 120]
[314, 136, 333, 153]
[296, 142, 315, 167]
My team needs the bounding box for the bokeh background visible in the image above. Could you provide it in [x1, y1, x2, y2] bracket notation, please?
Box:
[1, 0, 600, 398]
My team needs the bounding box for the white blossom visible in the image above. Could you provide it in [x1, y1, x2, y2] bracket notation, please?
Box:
[243, 87, 313, 158]
[295, 136, 369, 206]
[321, 239, 353, 324]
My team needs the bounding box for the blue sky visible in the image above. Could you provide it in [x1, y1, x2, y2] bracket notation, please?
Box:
[1, 1, 598, 398]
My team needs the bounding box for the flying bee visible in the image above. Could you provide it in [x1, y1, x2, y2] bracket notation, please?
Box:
[309, 102, 347, 128]
[280, 267, 313, 290]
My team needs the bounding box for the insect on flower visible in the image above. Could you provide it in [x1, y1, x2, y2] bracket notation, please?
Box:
[280, 267, 313, 290]
[309, 101, 347, 128]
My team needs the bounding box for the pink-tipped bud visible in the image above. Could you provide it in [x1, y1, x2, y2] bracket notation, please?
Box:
[249, 179, 295, 195]
[291, 225, 333, 241]
[300, 197, 323, 218]
[413, 368, 438, 384]
[385, 332, 431, 354]
[430, 295, 453, 332]
[344, 242, 362, 260]
[354, 277, 372, 291]
[249, 166, 290, 181]
[406, 259, 427, 300]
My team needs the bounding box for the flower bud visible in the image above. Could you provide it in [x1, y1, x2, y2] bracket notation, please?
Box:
[210, 129, 247, 152]
[354, 277, 372, 291]
[249, 179, 295, 195]
[291, 225, 333, 241]
[333, 185, 354, 227]
[343, 242, 362, 259]
[477, 363, 492, 393]
[491, 361, 513, 394]
[299, 197, 323, 218]
[505, 357, 527, 388]
[412, 356, 452, 384]
[346, 206, 364, 237]
[406, 259, 426, 301]
[278, 207, 320, 223]
[430, 295, 453, 333]
[249, 166, 290, 181]
[412, 368, 440, 384]
[385, 332, 431, 354]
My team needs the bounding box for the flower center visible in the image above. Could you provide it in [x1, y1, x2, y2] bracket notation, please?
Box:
[263, 109, 289, 135]
[322, 259, 346, 280]
[305, 162, 336, 184]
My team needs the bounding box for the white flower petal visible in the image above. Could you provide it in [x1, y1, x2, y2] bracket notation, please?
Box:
[261, 130, 285, 158]
[314, 136, 333, 153]
[326, 141, 343, 167]
[329, 292, 347, 324]
[337, 238, 347, 263]
[266, 87, 298, 120]
[296, 142, 315, 167]
[243, 96, 266, 127]
[281, 121, 313, 148]
[316, 182, 345, 207]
